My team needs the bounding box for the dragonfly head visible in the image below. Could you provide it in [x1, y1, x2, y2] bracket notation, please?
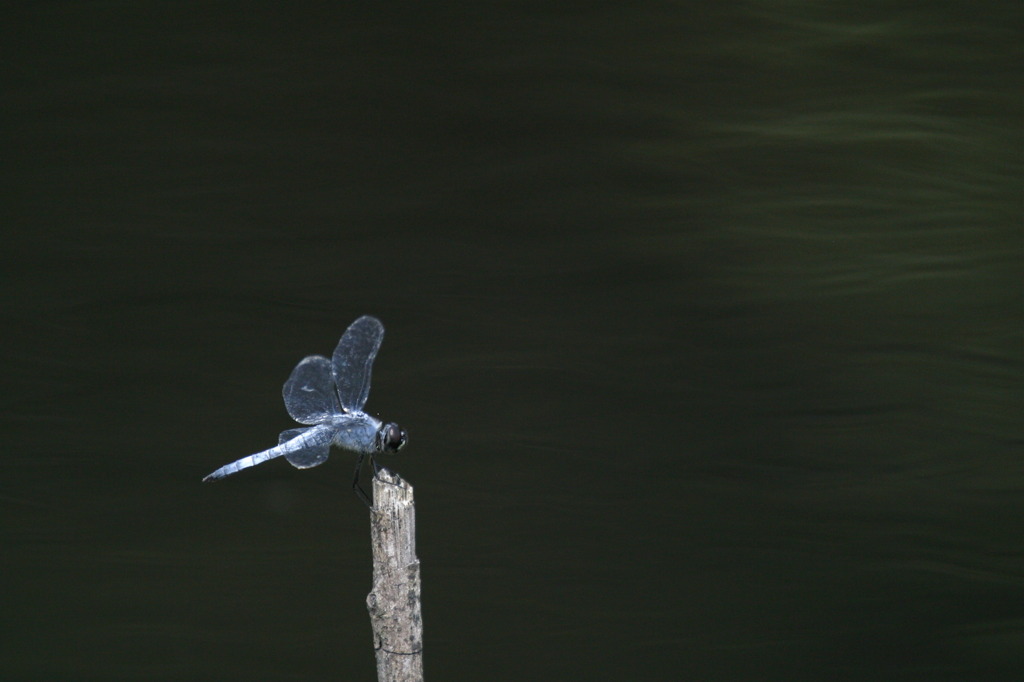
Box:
[377, 422, 408, 453]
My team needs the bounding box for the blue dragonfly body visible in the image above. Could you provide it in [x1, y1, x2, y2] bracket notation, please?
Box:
[203, 316, 407, 503]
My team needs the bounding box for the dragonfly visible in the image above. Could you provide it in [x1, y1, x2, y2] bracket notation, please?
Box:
[202, 315, 407, 506]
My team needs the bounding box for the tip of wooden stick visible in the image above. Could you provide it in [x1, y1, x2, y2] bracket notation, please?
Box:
[371, 469, 415, 509]
[376, 468, 403, 486]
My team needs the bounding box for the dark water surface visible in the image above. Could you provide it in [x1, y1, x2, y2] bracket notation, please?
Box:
[2, 2, 1020, 679]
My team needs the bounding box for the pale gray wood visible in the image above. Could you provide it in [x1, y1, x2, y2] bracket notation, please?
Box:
[367, 469, 424, 682]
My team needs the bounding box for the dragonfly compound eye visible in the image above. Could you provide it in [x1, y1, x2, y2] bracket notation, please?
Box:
[379, 423, 408, 452]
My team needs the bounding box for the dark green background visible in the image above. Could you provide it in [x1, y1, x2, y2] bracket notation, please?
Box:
[2, 1, 1020, 679]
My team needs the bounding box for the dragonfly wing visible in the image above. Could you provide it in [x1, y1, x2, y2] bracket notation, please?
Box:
[282, 427, 332, 469]
[332, 315, 384, 411]
[283, 355, 341, 424]
[279, 426, 312, 445]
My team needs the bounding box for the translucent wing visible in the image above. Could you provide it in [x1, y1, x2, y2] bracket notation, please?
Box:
[283, 356, 341, 425]
[278, 427, 312, 444]
[281, 426, 332, 469]
[332, 315, 384, 412]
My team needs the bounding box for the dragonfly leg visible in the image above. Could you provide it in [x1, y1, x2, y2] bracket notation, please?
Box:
[352, 452, 374, 509]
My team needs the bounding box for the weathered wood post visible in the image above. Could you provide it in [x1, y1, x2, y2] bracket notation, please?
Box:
[367, 469, 424, 682]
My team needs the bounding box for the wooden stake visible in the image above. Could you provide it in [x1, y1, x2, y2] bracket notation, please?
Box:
[367, 469, 424, 682]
